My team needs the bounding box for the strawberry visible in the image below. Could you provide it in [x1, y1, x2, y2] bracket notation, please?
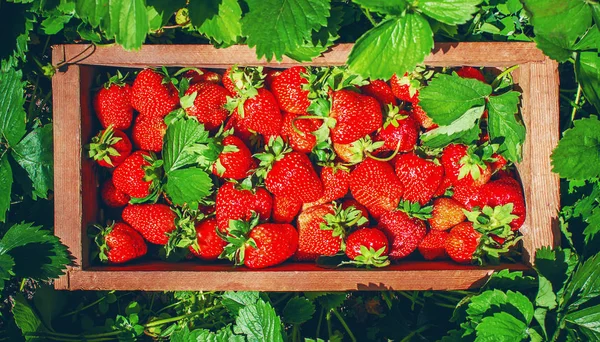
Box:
[272, 196, 303, 223]
[256, 138, 323, 203]
[221, 215, 298, 269]
[264, 68, 282, 89]
[88, 126, 132, 168]
[350, 158, 403, 218]
[378, 209, 427, 259]
[122, 204, 177, 245]
[112, 151, 155, 199]
[441, 144, 493, 207]
[390, 73, 420, 103]
[93, 222, 147, 264]
[445, 222, 481, 263]
[329, 90, 382, 144]
[215, 181, 273, 232]
[280, 111, 320, 153]
[271, 66, 311, 114]
[93, 73, 133, 130]
[456, 67, 486, 83]
[429, 198, 466, 231]
[341, 200, 369, 226]
[132, 114, 166, 152]
[130, 69, 179, 118]
[189, 218, 226, 261]
[212, 135, 253, 180]
[333, 136, 384, 164]
[432, 176, 452, 198]
[183, 82, 229, 130]
[101, 179, 130, 208]
[303, 165, 350, 208]
[183, 68, 222, 85]
[394, 152, 444, 205]
[410, 102, 437, 129]
[296, 203, 368, 260]
[470, 178, 526, 230]
[491, 153, 508, 173]
[361, 80, 397, 106]
[375, 107, 419, 152]
[230, 88, 283, 136]
[418, 230, 448, 260]
[345, 228, 390, 267]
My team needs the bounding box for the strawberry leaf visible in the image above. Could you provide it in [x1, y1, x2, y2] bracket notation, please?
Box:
[422, 106, 485, 145]
[576, 51, 600, 113]
[487, 91, 525, 163]
[196, 0, 243, 45]
[11, 124, 53, 199]
[551, 115, 600, 180]
[0, 68, 26, 146]
[163, 118, 216, 173]
[241, 0, 330, 61]
[0, 254, 14, 292]
[352, 0, 407, 16]
[235, 299, 284, 342]
[187, 0, 220, 27]
[164, 167, 213, 210]
[0, 155, 13, 223]
[105, 0, 149, 50]
[282, 297, 315, 324]
[475, 312, 529, 341]
[416, 0, 483, 25]
[347, 14, 434, 80]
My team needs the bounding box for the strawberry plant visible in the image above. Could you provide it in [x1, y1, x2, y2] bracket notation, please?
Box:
[1, 0, 600, 340]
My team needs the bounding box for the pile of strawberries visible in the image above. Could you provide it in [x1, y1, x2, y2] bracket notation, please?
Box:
[89, 65, 526, 269]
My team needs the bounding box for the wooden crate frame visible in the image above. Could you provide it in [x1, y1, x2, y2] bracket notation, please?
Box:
[52, 42, 559, 291]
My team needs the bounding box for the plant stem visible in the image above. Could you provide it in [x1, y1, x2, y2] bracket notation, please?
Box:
[361, 8, 377, 26]
[332, 309, 357, 342]
[19, 278, 26, 291]
[292, 324, 299, 342]
[272, 293, 292, 306]
[326, 311, 333, 340]
[316, 307, 324, 338]
[571, 85, 582, 123]
[60, 296, 106, 318]
[400, 324, 432, 342]
[491, 65, 520, 89]
[144, 305, 221, 328]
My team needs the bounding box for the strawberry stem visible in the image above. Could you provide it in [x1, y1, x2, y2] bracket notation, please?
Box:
[365, 140, 402, 162]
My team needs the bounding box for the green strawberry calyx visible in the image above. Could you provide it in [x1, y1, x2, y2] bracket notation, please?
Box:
[165, 209, 205, 257]
[339, 136, 385, 165]
[347, 246, 390, 268]
[397, 200, 433, 220]
[223, 65, 266, 118]
[90, 223, 114, 263]
[253, 137, 292, 179]
[103, 70, 128, 89]
[382, 104, 410, 129]
[458, 143, 499, 180]
[87, 125, 123, 167]
[218, 213, 260, 266]
[320, 202, 369, 244]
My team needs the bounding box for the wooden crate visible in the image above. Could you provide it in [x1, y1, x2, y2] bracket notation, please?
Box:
[52, 42, 559, 291]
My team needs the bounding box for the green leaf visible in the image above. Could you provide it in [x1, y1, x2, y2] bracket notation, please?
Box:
[347, 14, 434, 80]
[551, 115, 600, 180]
[564, 252, 600, 310]
[107, 0, 149, 50]
[351, 0, 407, 16]
[146, 0, 185, 31]
[421, 106, 485, 143]
[565, 304, 600, 338]
[282, 297, 316, 324]
[584, 206, 600, 246]
[0, 254, 14, 292]
[164, 168, 213, 208]
[421, 123, 480, 148]
[416, 0, 483, 25]
[33, 286, 67, 331]
[314, 293, 347, 310]
[12, 293, 48, 337]
[197, 0, 243, 45]
[188, 0, 220, 27]
[534, 247, 578, 300]
[196, 325, 245, 342]
[419, 73, 492, 125]
[41, 13, 72, 35]
[75, 0, 109, 28]
[0, 3, 33, 69]
[236, 299, 283, 342]
[12, 124, 53, 199]
[535, 276, 557, 310]
[170, 326, 204, 342]
[487, 91, 525, 162]
[573, 27, 600, 51]
[466, 289, 534, 324]
[163, 118, 211, 173]
[0, 155, 13, 223]
[241, 0, 330, 61]
[0, 67, 26, 146]
[533, 33, 575, 63]
[475, 312, 528, 341]
[0, 223, 55, 254]
[483, 269, 537, 292]
[576, 51, 600, 113]
[222, 291, 260, 315]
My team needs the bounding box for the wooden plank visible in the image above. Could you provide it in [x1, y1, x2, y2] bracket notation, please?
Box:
[52, 48, 84, 290]
[53, 43, 546, 69]
[520, 58, 561, 264]
[69, 262, 530, 291]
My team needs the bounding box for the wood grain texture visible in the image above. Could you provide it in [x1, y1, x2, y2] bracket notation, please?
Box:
[69, 262, 530, 291]
[51, 42, 559, 291]
[54, 43, 547, 69]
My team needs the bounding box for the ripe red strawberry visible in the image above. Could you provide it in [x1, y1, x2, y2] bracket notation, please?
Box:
[345, 228, 390, 267]
[445, 222, 482, 264]
[112, 151, 154, 199]
[271, 66, 311, 114]
[350, 158, 403, 218]
[189, 218, 226, 261]
[418, 230, 449, 260]
[272, 196, 303, 223]
[256, 138, 323, 203]
[184, 68, 222, 85]
[394, 153, 444, 205]
[433, 176, 452, 198]
[212, 136, 253, 180]
[429, 198, 466, 231]
[264, 68, 282, 89]
[390, 73, 420, 103]
[93, 75, 133, 130]
[222, 67, 237, 95]
[184, 82, 229, 130]
[456, 67, 486, 83]
[88, 127, 132, 168]
[375, 108, 419, 152]
[93, 222, 147, 264]
[491, 153, 508, 173]
[131, 114, 166, 152]
[130, 69, 179, 118]
[410, 102, 437, 129]
[361, 80, 397, 106]
[215, 182, 273, 232]
[303, 166, 350, 208]
[221, 216, 298, 269]
[231, 88, 283, 136]
[471, 179, 526, 230]
[296, 203, 368, 260]
[378, 210, 427, 259]
[280, 111, 320, 153]
[329, 90, 383, 144]
[341, 200, 369, 226]
[101, 179, 130, 208]
[122, 204, 177, 245]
